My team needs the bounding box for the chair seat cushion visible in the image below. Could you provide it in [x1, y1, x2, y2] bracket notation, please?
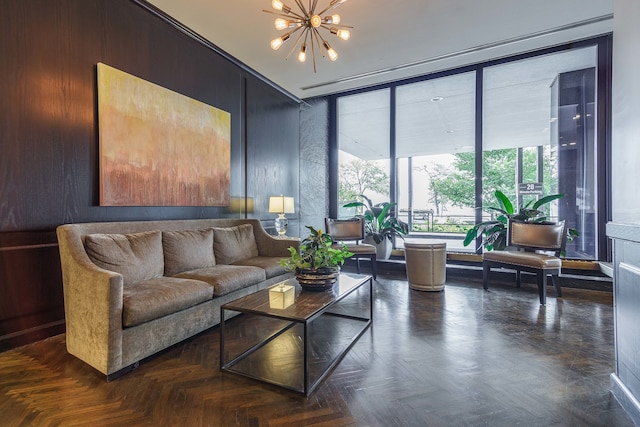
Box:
[333, 243, 376, 255]
[483, 250, 561, 269]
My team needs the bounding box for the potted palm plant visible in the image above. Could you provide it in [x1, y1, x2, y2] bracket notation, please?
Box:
[343, 195, 409, 260]
[279, 226, 353, 291]
[463, 190, 578, 253]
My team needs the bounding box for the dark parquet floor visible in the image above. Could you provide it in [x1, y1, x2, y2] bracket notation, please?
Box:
[0, 269, 634, 427]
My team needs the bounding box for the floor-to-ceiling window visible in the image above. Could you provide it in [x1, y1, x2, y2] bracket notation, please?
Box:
[332, 36, 610, 261]
[483, 47, 598, 259]
[396, 72, 476, 252]
[337, 89, 390, 216]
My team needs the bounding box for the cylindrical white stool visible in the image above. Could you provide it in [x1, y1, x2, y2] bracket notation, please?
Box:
[404, 242, 447, 291]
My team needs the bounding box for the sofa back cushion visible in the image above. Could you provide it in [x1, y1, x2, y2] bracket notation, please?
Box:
[162, 228, 215, 276]
[85, 230, 164, 286]
[213, 224, 259, 264]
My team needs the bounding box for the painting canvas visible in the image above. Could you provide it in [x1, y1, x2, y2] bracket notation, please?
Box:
[97, 62, 230, 206]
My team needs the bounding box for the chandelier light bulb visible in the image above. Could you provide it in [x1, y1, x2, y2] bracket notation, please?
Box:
[271, 34, 288, 50]
[331, 28, 350, 40]
[274, 18, 288, 30]
[272, 0, 291, 14]
[337, 29, 350, 40]
[298, 43, 307, 62]
[310, 15, 322, 27]
[322, 14, 341, 25]
[324, 41, 338, 61]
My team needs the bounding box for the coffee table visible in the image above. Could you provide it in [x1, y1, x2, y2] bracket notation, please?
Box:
[220, 273, 372, 395]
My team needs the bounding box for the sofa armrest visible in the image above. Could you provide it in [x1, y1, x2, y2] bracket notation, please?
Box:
[251, 222, 300, 257]
[56, 225, 125, 375]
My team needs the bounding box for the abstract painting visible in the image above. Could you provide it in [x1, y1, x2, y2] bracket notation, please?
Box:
[97, 62, 230, 206]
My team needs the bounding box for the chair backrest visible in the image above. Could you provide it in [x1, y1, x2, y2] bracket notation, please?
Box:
[325, 217, 365, 242]
[507, 220, 567, 255]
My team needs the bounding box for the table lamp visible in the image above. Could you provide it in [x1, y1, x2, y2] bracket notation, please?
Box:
[268, 195, 295, 237]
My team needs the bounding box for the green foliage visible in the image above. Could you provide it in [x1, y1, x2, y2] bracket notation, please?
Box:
[279, 226, 354, 271]
[342, 195, 409, 244]
[338, 159, 389, 203]
[425, 148, 558, 212]
[463, 190, 575, 253]
[412, 217, 472, 234]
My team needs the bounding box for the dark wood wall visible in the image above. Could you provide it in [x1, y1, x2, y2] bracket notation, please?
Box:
[0, 0, 301, 350]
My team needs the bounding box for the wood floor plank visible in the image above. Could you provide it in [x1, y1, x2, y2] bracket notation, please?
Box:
[0, 269, 633, 426]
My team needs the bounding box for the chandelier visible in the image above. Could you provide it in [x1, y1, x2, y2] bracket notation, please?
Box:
[264, 0, 352, 72]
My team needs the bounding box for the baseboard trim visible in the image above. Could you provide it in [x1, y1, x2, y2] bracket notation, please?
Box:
[611, 373, 640, 425]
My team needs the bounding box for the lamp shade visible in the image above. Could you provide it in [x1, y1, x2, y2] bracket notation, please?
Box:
[268, 196, 295, 214]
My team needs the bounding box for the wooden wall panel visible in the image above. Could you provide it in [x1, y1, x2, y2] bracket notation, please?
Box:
[246, 76, 301, 237]
[0, 0, 301, 349]
[0, 232, 65, 351]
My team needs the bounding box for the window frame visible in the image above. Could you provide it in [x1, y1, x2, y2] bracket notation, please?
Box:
[329, 35, 612, 261]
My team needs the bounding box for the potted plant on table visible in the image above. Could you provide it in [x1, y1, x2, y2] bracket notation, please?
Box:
[279, 226, 354, 291]
[463, 190, 579, 253]
[343, 195, 409, 260]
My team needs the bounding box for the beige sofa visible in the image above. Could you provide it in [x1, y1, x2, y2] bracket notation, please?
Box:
[56, 218, 297, 380]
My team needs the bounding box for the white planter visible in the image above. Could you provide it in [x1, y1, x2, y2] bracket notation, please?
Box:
[364, 236, 393, 260]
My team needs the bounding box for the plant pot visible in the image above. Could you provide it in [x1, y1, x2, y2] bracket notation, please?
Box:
[295, 267, 339, 291]
[364, 236, 393, 260]
[404, 242, 446, 291]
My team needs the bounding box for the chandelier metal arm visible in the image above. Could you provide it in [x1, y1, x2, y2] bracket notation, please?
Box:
[316, 0, 347, 16]
[310, 29, 318, 72]
[319, 23, 353, 30]
[262, 9, 306, 20]
[284, 27, 308, 59]
[311, 27, 326, 57]
[292, 0, 309, 18]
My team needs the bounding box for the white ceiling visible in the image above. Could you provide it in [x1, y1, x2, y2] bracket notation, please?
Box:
[337, 46, 598, 160]
[146, 0, 613, 100]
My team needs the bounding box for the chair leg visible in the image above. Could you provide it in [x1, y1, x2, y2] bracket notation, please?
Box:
[552, 274, 562, 297]
[356, 257, 361, 274]
[515, 270, 522, 288]
[482, 262, 490, 291]
[537, 271, 547, 305]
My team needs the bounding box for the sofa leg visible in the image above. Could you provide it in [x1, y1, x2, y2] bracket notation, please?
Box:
[106, 361, 139, 382]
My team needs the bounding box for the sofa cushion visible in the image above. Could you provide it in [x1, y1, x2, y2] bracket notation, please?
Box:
[175, 265, 265, 297]
[122, 277, 213, 327]
[85, 230, 164, 286]
[212, 224, 259, 265]
[232, 257, 288, 279]
[162, 228, 215, 276]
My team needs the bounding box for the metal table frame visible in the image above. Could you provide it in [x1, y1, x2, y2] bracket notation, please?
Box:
[220, 274, 373, 395]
